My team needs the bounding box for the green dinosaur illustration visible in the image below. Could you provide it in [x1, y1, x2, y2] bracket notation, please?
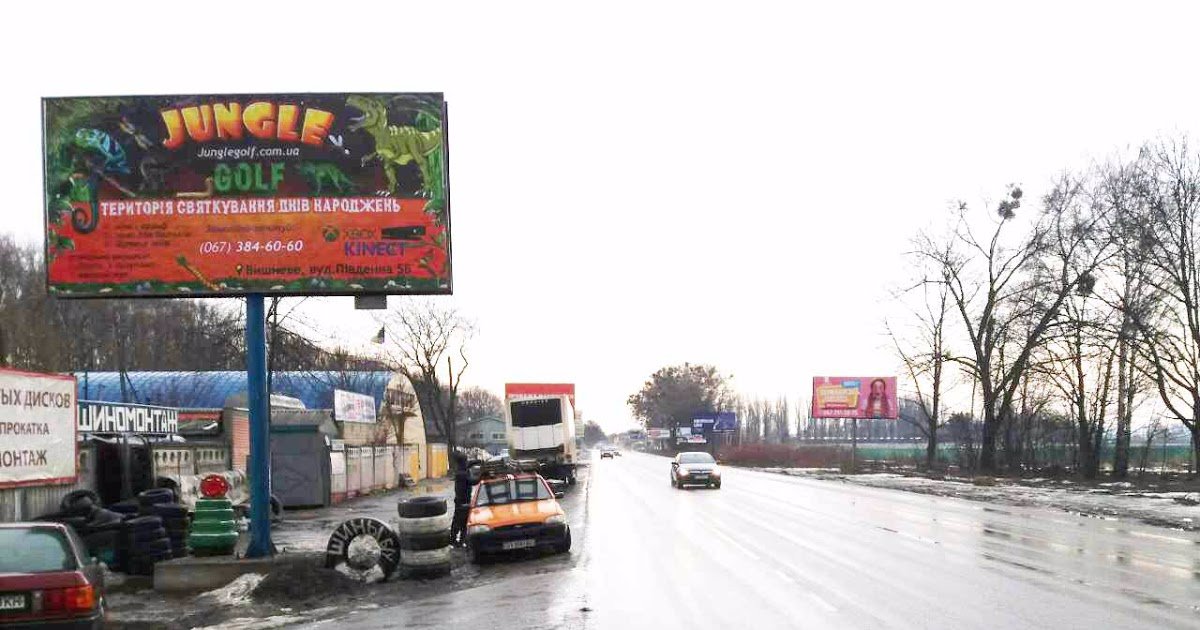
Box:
[346, 95, 444, 210]
[296, 162, 356, 195]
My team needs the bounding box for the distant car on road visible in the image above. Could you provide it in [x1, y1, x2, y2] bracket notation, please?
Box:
[466, 472, 571, 563]
[671, 451, 722, 489]
[600, 445, 620, 459]
[0, 522, 107, 629]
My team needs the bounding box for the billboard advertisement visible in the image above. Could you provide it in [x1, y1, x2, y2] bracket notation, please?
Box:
[0, 369, 77, 488]
[692, 412, 737, 432]
[504, 383, 576, 409]
[78, 401, 179, 434]
[811, 377, 899, 419]
[334, 390, 377, 423]
[42, 93, 451, 298]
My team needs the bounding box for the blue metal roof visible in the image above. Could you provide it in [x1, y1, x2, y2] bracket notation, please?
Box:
[75, 371, 397, 411]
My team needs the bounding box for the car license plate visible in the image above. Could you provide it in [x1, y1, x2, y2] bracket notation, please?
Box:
[502, 538, 536, 551]
[0, 594, 27, 612]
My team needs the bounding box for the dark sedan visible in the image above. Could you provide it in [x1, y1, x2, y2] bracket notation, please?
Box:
[670, 451, 722, 489]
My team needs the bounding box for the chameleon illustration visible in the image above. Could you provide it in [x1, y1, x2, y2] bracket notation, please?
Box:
[296, 162, 356, 195]
[73, 128, 130, 175]
[346, 95, 443, 203]
[60, 128, 136, 233]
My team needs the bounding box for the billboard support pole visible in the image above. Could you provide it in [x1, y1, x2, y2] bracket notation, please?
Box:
[850, 418, 858, 473]
[245, 293, 273, 558]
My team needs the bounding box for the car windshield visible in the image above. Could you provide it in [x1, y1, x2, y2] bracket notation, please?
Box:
[0, 529, 76, 573]
[474, 477, 552, 507]
[679, 453, 715, 465]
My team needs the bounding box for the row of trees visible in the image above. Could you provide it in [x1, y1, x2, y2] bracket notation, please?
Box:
[1, 234, 483, 455]
[895, 139, 1200, 477]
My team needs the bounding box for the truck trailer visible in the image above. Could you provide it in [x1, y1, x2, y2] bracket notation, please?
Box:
[504, 394, 578, 484]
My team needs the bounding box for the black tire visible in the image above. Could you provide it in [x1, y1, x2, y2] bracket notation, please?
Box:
[555, 529, 572, 554]
[166, 524, 189, 537]
[398, 496, 448, 519]
[107, 501, 139, 516]
[87, 508, 124, 527]
[125, 515, 164, 532]
[60, 489, 101, 514]
[398, 531, 452, 551]
[150, 503, 188, 518]
[84, 530, 120, 550]
[469, 544, 488, 565]
[128, 527, 168, 545]
[136, 538, 172, 556]
[59, 516, 90, 531]
[171, 547, 188, 559]
[137, 488, 175, 509]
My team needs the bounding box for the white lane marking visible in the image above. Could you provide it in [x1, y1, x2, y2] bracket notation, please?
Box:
[708, 523, 763, 562]
[774, 568, 795, 583]
[807, 592, 838, 613]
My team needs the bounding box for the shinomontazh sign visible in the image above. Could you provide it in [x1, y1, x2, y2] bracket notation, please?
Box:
[78, 401, 179, 435]
[42, 93, 451, 297]
[0, 369, 77, 488]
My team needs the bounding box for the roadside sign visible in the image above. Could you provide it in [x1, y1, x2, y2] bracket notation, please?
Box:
[0, 369, 77, 488]
[78, 401, 179, 435]
[334, 390, 377, 423]
[42, 93, 451, 298]
[692, 412, 737, 432]
[811, 376, 899, 419]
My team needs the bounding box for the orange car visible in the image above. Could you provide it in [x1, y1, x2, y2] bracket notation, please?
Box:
[465, 472, 571, 563]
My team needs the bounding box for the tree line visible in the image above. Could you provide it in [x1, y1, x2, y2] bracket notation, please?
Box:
[895, 138, 1200, 478]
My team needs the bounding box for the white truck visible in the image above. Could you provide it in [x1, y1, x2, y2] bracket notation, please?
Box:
[504, 394, 578, 485]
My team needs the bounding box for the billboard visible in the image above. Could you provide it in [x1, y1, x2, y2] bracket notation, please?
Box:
[334, 390, 377, 423]
[0, 369, 77, 488]
[78, 401, 179, 434]
[646, 428, 670, 440]
[42, 93, 451, 298]
[504, 383, 576, 408]
[811, 377, 899, 419]
[692, 412, 737, 432]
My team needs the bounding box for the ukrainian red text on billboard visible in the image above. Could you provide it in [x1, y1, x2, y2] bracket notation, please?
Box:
[42, 93, 450, 297]
[811, 376, 899, 419]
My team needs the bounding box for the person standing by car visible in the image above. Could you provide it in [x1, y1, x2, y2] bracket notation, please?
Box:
[451, 453, 473, 546]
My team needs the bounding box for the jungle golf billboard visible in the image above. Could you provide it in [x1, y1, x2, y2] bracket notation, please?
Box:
[42, 93, 451, 297]
[811, 376, 899, 419]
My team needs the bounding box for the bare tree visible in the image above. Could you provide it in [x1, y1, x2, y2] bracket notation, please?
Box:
[379, 301, 474, 453]
[889, 273, 951, 470]
[920, 181, 1112, 474]
[1129, 139, 1200, 471]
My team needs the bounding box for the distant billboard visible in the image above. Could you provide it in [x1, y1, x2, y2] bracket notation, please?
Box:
[504, 383, 576, 408]
[334, 390, 377, 423]
[0, 369, 77, 488]
[42, 93, 450, 298]
[693, 412, 737, 432]
[811, 377, 898, 419]
[646, 428, 670, 440]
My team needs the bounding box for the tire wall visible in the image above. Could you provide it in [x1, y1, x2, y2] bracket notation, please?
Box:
[0, 444, 97, 523]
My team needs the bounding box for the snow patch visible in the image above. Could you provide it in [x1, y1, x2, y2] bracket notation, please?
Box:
[196, 573, 266, 607]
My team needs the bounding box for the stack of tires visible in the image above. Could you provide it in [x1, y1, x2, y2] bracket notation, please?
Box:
[119, 515, 172, 575]
[137, 488, 189, 559]
[44, 490, 125, 567]
[395, 497, 452, 578]
[190, 497, 239, 556]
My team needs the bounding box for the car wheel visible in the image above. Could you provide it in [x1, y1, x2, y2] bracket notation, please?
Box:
[555, 529, 572, 554]
[469, 543, 487, 565]
[714, 482, 722, 489]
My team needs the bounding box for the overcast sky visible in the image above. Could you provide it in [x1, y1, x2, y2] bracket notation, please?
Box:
[6, 1, 1200, 432]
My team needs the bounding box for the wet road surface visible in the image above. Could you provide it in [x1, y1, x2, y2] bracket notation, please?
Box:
[303, 452, 1200, 629]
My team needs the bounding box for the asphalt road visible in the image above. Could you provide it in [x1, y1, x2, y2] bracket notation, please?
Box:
[306, 451, 1200, 629]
